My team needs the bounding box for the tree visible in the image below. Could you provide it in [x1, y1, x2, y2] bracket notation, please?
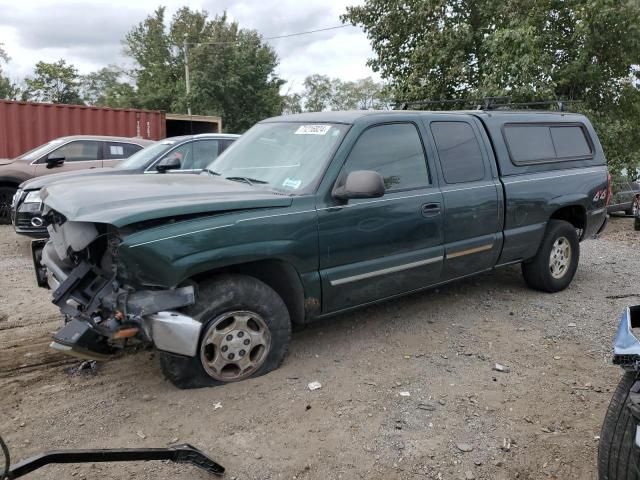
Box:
[303, 74, 333, 111]
[297, 75, 389, 111]
[343, 0, 640, 172]
[81, 66, 138, 107]
[0, 43, 18, 100]
[24, 59, 83, 104]
[124, 7, 284, 132]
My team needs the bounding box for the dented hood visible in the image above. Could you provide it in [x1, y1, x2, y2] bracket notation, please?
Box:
[40, 174, 292, 227]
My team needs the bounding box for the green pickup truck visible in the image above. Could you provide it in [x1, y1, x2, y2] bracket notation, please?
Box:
[34, 110, 609, 388]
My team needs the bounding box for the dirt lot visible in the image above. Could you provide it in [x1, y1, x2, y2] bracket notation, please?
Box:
[1, 217, 639, 480]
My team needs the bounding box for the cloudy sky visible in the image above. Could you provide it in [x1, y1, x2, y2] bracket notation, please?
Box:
[0, 0, 379, 92]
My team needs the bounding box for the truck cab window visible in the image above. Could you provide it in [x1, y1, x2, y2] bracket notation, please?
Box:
[342, 123, 429, 191]
[430, 121, 485, 184]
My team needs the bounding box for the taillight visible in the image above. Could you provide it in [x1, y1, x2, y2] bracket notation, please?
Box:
[606, 173, 613, 206]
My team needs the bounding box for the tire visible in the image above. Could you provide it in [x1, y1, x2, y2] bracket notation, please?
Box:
[0, 186, 17, 225]
[598, 371, 640, 480]
[159, 274, 291, 389]
[521, 219, 579, 292]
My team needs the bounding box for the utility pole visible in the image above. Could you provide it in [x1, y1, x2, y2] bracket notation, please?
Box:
[183, 35, 191, 116]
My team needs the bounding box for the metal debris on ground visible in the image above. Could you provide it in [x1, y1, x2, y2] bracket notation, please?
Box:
[307, 381, 322, 391]
[493, 363, 511, 373]
[65, 360, 99, 377]
[399, 391, 411, 397]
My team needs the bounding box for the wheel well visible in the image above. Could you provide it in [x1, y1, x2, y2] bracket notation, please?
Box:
[192, 260, 306, 325]
[0, 181, 19, 189]
[550, 205, 586, 230]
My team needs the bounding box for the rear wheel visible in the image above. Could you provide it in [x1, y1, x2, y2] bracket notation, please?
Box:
[598, 371, 640, 480]
[0, 186, 17, 225]
[159, 274, 291, 389]
[521, 219, 579, 292]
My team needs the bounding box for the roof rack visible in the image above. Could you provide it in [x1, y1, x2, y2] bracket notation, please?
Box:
[396, 97, 581, 112]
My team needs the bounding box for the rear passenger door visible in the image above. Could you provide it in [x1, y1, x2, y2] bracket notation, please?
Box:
[426, 117, 502, 279]
[318, 122, 444, 313]
[102, 141, 145, 168]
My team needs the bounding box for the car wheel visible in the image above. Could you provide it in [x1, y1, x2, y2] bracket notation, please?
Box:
[632, 196, 640, 217]
[521, 219, 579, 292]
[159, 274, 291, 389]
[598, 371, 640, 480]
[0, 186, 17, 225]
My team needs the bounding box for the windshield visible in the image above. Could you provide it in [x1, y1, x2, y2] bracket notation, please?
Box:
[205, 122, 349, 193]
[18, 139, 66, 160]
[118, 140, 176, 169]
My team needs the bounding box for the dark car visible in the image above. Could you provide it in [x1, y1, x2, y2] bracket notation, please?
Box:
[12, 133, 239, 237]
[0, 135, 154, 224]
[599, 305, 640, 479]
[608, 172, 640, 215]
[34, 110, 609, 388]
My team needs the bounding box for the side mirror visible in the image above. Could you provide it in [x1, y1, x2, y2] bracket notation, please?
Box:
[333, 170, 385, 201]
[156, 156, 181, 173]
[46, 154, 65, 169]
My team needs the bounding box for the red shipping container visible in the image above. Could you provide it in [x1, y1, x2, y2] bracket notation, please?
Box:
[0, 100, 166, 159]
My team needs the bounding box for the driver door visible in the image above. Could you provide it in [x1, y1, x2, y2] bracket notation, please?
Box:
[32, 140, 103, 177]
[317, 122, 444, 313]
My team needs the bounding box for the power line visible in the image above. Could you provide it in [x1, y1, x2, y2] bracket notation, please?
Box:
[187, 24, 354, 46]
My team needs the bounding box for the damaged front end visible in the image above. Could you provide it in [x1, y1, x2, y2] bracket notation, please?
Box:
[613, 305, 640, 369]
[34, 209, 201, 361]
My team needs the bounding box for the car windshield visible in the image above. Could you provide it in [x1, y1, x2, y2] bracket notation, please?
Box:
[205, 122, 349, 193]
[117, 140, 177, 169]
[18, 139, 66, 160]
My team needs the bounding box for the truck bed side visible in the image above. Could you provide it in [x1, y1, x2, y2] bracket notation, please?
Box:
[472, 112, 609, 265]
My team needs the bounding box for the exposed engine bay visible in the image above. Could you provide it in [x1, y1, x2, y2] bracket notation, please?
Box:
[34, 208, 202, 361]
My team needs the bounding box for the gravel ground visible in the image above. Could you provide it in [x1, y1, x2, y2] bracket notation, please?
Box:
[0, 217, 639, 480]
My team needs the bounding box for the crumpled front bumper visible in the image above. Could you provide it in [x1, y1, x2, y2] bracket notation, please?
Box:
[613, 305, 640, 369]
[37, 239, 202, 359]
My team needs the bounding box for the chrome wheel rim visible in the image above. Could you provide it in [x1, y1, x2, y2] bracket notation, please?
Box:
[200, 310, 271, 381]
[633, 198, 639, 216]
[549, 236, 571, 279]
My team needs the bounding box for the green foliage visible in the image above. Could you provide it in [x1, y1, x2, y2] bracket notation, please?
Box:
[296, 74, 389, 111]
[123, 7, 284, 132]
[343, 0, 640, 172]
[24, 59, 83, 104]
[81, 66, 138, 108]
[0, 43, 19, 100]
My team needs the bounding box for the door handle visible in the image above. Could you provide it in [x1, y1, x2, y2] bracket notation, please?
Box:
[421, 202, 441, 217]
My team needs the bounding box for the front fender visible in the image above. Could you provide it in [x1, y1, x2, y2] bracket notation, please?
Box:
[117, 208, 319, 288]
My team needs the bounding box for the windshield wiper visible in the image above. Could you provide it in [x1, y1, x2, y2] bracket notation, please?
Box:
[224, 176, 269, 186]
[205, 169, 221, 176]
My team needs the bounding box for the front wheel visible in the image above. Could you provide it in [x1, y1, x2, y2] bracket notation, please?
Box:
[521, 219, 579, 292]
[159, 274, 291, 389]
[598, 371, 640, 480]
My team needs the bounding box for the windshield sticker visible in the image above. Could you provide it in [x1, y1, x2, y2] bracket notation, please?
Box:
[282, 178, 302, 190]
[295, 125, 331, 135]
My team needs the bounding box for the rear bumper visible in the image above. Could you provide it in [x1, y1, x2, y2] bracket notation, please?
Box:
[585, 207, 608, 238]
